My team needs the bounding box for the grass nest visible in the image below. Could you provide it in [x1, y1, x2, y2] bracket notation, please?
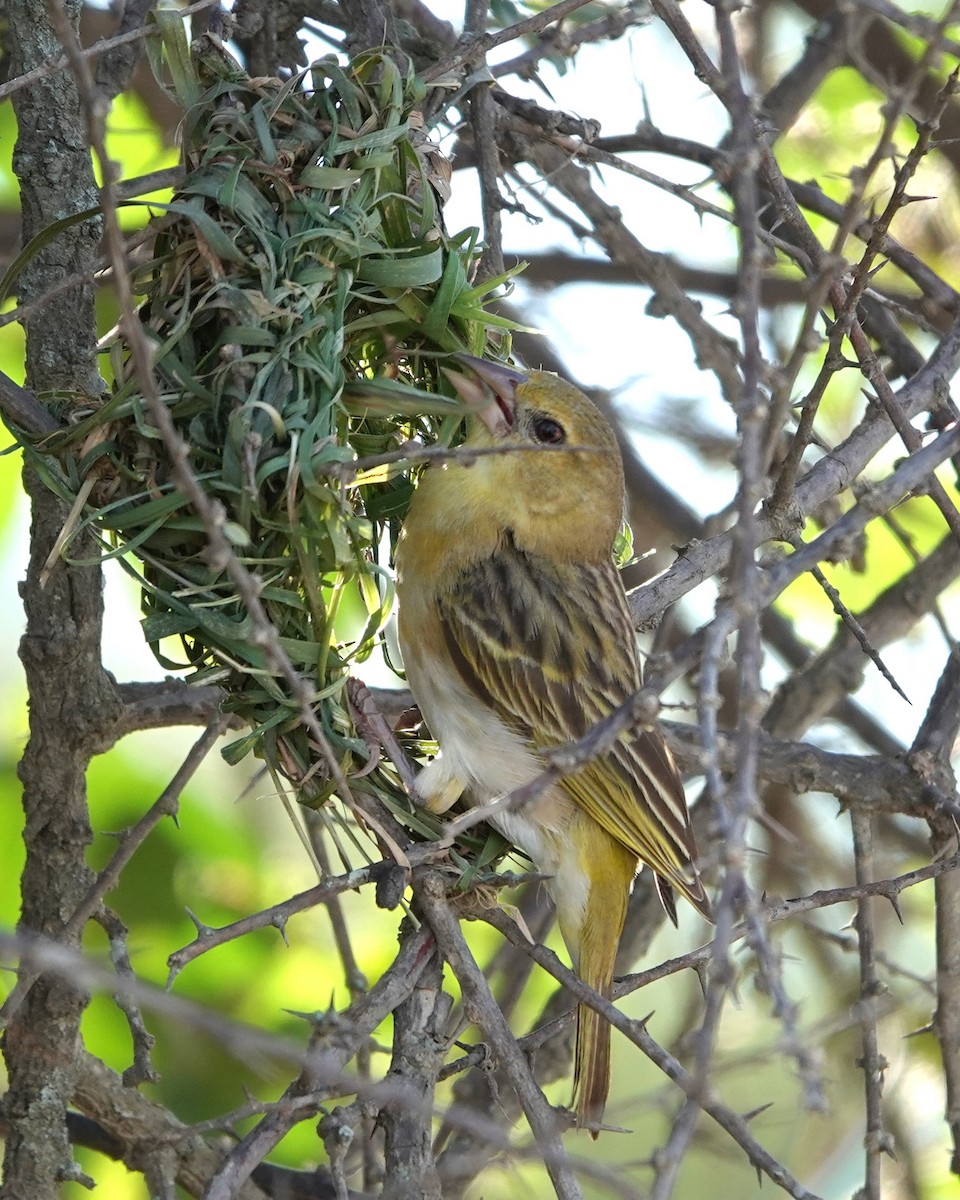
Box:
[26, 20, 518, 852]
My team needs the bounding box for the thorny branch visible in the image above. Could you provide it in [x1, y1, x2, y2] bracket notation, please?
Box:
[4, 0, 960, 1198]
[913, 649, 960, 1176]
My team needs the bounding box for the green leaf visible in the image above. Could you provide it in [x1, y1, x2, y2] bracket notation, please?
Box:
[421, 249, 467, 344]
[147, 8, 200, 107]
[356, 246, 444, 286]
[297, 166, 364, 189]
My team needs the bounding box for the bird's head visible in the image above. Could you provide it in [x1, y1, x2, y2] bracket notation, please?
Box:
[440, 355, 626, 561]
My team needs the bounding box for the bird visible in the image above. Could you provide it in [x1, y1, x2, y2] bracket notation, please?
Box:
[395, 354, 710, 1135]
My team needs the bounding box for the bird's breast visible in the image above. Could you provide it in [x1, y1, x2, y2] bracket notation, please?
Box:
[399, 628, 576, 868]
[403, 630, 536, 797]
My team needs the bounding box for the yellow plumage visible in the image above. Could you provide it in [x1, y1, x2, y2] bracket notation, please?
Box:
[395, 356, 710, 1135]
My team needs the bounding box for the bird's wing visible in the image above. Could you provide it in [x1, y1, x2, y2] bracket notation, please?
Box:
[436, 538, 709, 917]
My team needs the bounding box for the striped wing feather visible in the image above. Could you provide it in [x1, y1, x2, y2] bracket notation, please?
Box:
[436, 537, 709, 917]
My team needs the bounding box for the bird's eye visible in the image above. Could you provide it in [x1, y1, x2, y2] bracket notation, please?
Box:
[531, 415, 566, 444]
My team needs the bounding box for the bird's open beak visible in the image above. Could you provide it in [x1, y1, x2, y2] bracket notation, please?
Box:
[444, 353, 527, 437]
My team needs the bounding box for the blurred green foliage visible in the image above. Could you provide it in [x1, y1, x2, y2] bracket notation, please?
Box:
[98, 89, 179, 221]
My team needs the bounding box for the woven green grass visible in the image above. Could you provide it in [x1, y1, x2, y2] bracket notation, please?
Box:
[29, 23, 518, 835]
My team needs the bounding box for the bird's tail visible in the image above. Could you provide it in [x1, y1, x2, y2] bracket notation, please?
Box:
[574, 995, 614, 1138]
[567, 835, 636, 1138]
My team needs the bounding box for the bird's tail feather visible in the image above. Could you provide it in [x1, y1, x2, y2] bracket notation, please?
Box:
[569, 836, 634, 1137]
[574, 994, 613, 1139]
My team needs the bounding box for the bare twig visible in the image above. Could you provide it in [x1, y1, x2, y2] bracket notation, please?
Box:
[665, 722, 959, 821]
[763, 532, 960, 742]
[91, 907, 160, 1088]
[520, 138, 746, 408]
[913, 650, 960, 1178]
[471, 84, 505, 281]
[380, 944, 447, 1200]
[803, 561, 909, 704]
[851, 811, 891, 1198]
[416, 871, 584, 1200]
[0, 715, 227, 1028]
[698, 0, 769, 1084]
[166, 863, 387, 982]
[610, 851, 960, 1000]
[483, 909, 824, 1200]
[0, 367, 62, 437]
[0, 0, 219, 103]
[95, 0, 161, 101]
[631, 317, 960, 626]
[202, 922, 437, 1200]
[73, 1052, 271, 1200]
[346, 679, 418, 790]
[423, 0, 596, 82]
[651, 416, 960, 694]
[103, 681, 236, 746]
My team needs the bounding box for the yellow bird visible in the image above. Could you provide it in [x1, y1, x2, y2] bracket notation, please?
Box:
[395, 355, 710, 1134]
